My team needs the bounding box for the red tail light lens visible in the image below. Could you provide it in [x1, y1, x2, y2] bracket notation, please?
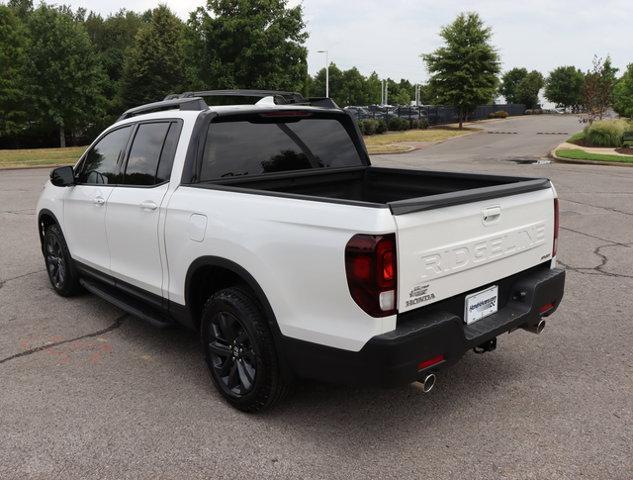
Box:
[345, 234, 397, 317]
[417, 354, 445, 371]
[553, 198, 560, 257]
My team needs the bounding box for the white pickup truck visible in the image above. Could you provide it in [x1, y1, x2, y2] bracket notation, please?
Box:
[37, 90, 565, 412]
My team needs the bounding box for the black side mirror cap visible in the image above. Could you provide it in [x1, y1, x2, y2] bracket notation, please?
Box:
[50, 166, 75, 187]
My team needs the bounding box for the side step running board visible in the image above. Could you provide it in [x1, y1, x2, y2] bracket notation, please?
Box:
[80, 278, 175, 329]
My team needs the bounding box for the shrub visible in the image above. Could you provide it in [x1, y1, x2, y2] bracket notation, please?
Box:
[359, 119, 378, 136]
[488, 110, 509, 119]
[376, 119, 387, 134]
[418, 117, 429, 129]
[387, 116, 409, 131]
[583, 119, 632, 147]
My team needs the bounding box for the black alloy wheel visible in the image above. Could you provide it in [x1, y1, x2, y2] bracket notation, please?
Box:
[207, 311, 257, 396]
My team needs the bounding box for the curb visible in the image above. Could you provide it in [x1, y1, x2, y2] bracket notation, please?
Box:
[549, 148, 633, 168]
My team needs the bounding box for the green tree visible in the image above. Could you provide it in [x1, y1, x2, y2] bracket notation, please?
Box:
[515, 70, 544, 109]
[583, 55, 619, 120]
[365, 72, 382, 105]
[499, 67, 527, 104]
[85, 10, 146, 118]
[0, 5, 28, 137]
[311, 63, 343, 104]
[613, 64, 633, 118]
[187, 0, 307, 91]
[339, 67, 368, 106]
[544, 66, 585, 111]
[119, 6, 188, 110]
[7, 0, 32, 16]
[422, 12, 500, 128]
[25, 5, 105, 147]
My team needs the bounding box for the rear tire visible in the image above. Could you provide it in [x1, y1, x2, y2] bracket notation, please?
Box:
[201, 287, 291, 412]
[43, 224, 82, 297]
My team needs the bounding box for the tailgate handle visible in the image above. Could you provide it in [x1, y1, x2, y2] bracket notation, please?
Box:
[482, 206, 501, 225]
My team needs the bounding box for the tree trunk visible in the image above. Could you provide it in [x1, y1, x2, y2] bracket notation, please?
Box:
[59, 125, 66, 148]
[458, 111, 463, 130]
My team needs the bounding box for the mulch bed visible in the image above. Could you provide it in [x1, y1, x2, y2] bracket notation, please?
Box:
[615, 147, 633, 155]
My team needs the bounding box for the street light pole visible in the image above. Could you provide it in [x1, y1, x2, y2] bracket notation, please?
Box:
[317, 50, 329, 97]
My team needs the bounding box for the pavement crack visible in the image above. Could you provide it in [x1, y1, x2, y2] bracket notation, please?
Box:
[560, 226, 631, 247]
[561, 198, 633, 217]
[0, 269, 46, 290]
[0, 314, 128, 365]
[559, 243, 633, 279]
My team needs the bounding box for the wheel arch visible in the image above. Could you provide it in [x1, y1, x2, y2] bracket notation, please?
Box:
[184, 256, 281, 336]
[37, 209, 61, 248]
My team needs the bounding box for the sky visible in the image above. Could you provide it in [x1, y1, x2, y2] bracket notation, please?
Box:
[59, 0, 633, 83]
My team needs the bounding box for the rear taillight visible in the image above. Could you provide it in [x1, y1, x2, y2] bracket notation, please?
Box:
[345, 234, 397, 317]
[553, 198, 560, 257]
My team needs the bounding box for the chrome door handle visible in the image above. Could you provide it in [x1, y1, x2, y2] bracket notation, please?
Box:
[140, 200, 158, 211]
[93, 196, 105, 206]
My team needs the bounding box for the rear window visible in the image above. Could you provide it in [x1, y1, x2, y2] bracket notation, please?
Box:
[199, 116, 363, 180]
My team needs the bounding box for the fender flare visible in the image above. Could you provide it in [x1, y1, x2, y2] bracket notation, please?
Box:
[183, 256, 292, 377]
[184, 255, 283, 336]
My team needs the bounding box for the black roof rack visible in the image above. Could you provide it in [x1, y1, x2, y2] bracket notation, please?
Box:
[164, 89, 339, 109]
[118, 97, 208, 121]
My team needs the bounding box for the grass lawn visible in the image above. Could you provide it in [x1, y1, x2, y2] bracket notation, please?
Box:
[555, 148, 633, 164]
[566, 131, 586, 145]
[0, 146, 86, 169]
[363, 127, 476, 154]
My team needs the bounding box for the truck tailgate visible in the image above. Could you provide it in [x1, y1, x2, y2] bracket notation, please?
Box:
[394, 187, 555, 313]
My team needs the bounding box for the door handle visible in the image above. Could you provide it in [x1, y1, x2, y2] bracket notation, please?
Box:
[482, 206, 501, 225]
[140, 200, 158, 211]
[93, 196, 105, 206]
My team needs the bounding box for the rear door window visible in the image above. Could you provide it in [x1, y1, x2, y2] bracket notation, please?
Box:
[123, 122, 171, 186]
[199, 116, 363, 180]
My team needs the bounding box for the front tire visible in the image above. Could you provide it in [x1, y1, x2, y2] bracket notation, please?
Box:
[201, 287, 291, 412]
[43, 224, 82, 297]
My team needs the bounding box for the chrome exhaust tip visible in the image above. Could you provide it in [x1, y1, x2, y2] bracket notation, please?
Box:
[522, 319, 546, 335]
[420, 373, 436, 393]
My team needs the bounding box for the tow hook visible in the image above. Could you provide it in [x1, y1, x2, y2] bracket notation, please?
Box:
[473, 337, 497, 354]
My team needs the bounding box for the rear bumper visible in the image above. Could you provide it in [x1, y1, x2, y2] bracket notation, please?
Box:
[282, 266, 565, 387]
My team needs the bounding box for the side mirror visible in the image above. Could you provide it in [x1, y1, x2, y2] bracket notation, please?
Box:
[50, 166, 75, 187]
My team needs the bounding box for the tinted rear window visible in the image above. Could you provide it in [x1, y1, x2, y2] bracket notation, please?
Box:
[199, 117, 363, 180]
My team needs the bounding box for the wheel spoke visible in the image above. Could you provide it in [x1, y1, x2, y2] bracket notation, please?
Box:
[227, 363, 239, 390]
[236, 359, 254, 390]
[208, 341, 231, 357]
[218, 356, 233, 376]
[218, 313, 238, 342]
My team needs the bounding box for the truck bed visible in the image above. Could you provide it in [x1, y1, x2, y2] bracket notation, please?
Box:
[203, 166, 551, 215]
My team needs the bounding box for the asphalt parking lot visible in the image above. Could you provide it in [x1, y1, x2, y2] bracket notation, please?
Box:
[1, 114, 632, 479]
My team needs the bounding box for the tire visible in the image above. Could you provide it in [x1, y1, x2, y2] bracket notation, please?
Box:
[201, 287, 291, 412]
[42, 223, 82, 297]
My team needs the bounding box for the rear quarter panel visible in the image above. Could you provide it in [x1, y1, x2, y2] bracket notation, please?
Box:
[164, 187, 397, 351]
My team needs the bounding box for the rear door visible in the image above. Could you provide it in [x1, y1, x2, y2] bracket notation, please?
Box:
[106, 120, 181, 297]
[394, 188, 556, 313]
[64, 125, 133, 272]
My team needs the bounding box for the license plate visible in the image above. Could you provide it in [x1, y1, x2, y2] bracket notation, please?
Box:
[464, 285, 498, 325]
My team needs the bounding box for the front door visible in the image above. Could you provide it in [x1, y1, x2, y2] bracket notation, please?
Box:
[63, 125, 133, 273]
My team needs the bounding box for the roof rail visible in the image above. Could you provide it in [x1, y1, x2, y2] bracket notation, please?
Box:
[118, 97, 208, 121]
[164, 89, 338, 109]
